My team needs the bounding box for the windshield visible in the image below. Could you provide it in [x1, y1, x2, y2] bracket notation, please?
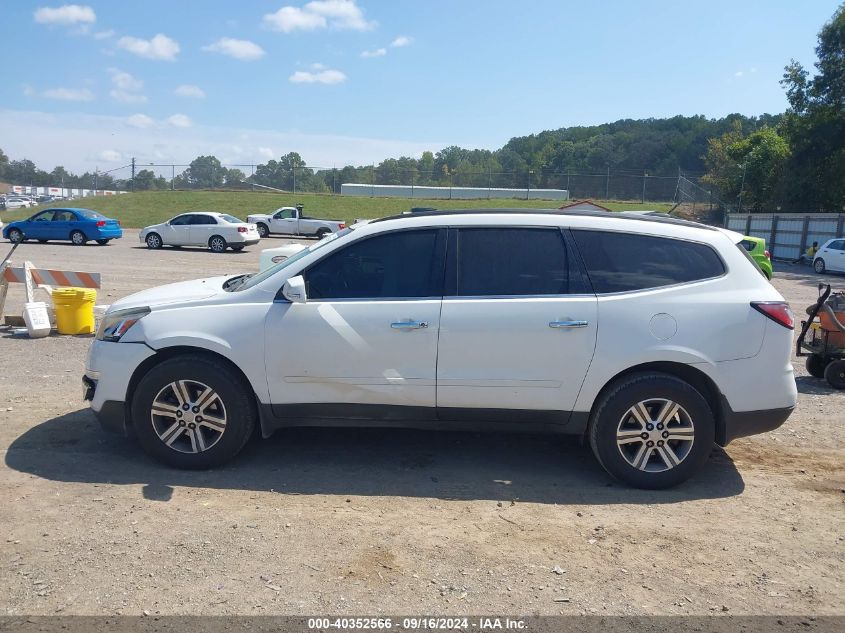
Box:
[233, 228, 352, 291]
[75, 209, 106, 219]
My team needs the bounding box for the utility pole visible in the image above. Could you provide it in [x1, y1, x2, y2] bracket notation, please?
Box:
[527, 169, 534, 200]
[171, 164, 175, 191]
[130, 157, 136, 192]
[605, 166, 610, 200]
[642, 170, 647, 204]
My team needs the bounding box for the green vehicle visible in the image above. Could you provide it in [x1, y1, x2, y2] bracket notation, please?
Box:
[739, 236, 773, 280]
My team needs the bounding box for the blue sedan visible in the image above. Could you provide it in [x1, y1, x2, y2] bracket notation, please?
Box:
[2, 208, 123, 246]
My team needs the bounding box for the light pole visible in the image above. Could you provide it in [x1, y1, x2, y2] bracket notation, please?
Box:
[737, 160, 748, 213]
[527, 169, 534, 200]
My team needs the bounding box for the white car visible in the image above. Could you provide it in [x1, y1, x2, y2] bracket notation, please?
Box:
[84, 209, 797, 488]
[140, 212, 260, 253]
[3, 197, 34, 209]
[813, 238, 845, 274]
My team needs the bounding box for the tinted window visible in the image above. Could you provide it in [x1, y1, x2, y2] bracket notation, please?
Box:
[454, 228, 584, 297]
[191, 215, 217, 225]
[170, 215, 193, 226]
[31, 211, 53, 222]
[572, 230, 725, 293]
[829, 240, 845, 251]
[304, 230, 441, 299]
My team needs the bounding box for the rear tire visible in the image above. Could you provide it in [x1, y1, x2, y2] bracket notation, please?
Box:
[257, 223, 269, 238]
[230, 244, 245, 252]
[315, 228, 330, 240]
[145, 233, 163, 249]
[824, 360, 845, 390]
[131, 355, 256, 469]
[814, 258, 826, 274]
[70, 230, 87, 246]
[209, 235, 227, 253]
[806, 354, 829, 379]
[588, 372, 715, 489]
[96, 239, 110, 245]
[38, 239, 48, 243]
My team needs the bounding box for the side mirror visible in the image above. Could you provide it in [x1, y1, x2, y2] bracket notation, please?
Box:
[282, 275, 307, 304]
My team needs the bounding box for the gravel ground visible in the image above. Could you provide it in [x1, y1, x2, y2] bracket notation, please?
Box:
[0, 232, 842, 616]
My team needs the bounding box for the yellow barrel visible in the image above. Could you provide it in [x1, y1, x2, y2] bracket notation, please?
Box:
[53, 287, 98, 335]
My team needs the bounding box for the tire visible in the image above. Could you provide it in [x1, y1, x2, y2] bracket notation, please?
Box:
[814, 258, 826, 274]
[588, 372, 715, 489]
[8, 228, 24, 244]
[256, 223, 269, 238]
[209, 235, 227, 253]
[315, 228, 330, 240]
[806, 354, 829, 379]
[131, 354, 256, 469]
[96, 239, 110, 245]
[230, 244, 245, 252]
[145, 233, 163, 249]
[824, 360, 845, 390]
[70, 230, 87, 246]
[38, 239, 48, 244]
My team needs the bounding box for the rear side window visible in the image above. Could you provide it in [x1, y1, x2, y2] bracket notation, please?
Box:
[304, 229, 442, 299]
[453, 228, 587, 296]
[740, 239, 757, 252]
[191, 214, 218, 225]
[572, 230, 725, 293]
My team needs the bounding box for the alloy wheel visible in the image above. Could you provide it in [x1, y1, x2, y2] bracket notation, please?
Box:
[150, 379, 227, 454]
[616, 398, 695, 472]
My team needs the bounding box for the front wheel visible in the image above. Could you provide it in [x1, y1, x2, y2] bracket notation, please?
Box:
[814, 258, 826, 274]
[145, 233, 163, 249]
[588, 372, 715, 489]
[131, 355, 256, 469]
[8, 229, 24, 244]
[96, 239, 110, 246]
[256, 223, 269, 238]
[209, 235, 227, 253]
[825, 360, 845, 390]
[70, 230, 87, 246]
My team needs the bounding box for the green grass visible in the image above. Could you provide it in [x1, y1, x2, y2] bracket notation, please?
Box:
[2, 190, 673, 229]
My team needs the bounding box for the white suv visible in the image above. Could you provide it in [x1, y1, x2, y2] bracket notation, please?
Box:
[84, 210, 797, 488]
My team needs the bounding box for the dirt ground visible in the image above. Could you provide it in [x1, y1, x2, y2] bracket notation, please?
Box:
[0, 231, 843, 616]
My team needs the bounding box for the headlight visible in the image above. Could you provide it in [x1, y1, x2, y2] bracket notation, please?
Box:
[96, 306, 151, 342]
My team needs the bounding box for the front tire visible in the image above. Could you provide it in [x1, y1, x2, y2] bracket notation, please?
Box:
[588, 372, 715, 489]
[70, 230, 87, 246]
[8, 229, 24, 244]
[131, 355, 256, 469]
[145, 233, 163, 249]
[209, 235, 227, 253]
[825, 360, 845, 390]
[256, 223, 269, 238]
[814, 258, 826, 274]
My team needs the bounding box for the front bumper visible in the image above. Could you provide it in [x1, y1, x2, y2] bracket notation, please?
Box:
[85, 340, 155, 434]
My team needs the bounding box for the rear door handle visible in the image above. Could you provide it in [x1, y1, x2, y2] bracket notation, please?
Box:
[391, 320, 429, 330]
[549, 320, 589, 329]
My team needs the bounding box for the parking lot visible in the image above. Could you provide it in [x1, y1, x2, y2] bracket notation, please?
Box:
[0, 231, 843, 616]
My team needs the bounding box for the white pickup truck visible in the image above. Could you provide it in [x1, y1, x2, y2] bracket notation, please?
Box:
[247, 206, 346, 239]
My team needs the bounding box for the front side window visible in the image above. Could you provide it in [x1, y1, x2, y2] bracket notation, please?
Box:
[572, 230, 725, 293]
[304, 229, 442, 300]
[275, 209, 295, 220]
[452, 228, 584, 297]
[31, 211, 53, 222]
[829, 240, 845, 251]
[170, 215, 193, 226]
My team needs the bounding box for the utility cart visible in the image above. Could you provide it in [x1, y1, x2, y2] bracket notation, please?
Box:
[796, 283, 845, 389]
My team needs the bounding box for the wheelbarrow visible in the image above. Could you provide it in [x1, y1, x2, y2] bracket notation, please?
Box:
[796, 283, 845, 389]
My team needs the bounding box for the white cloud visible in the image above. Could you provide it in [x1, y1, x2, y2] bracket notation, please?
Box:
[734, 71, 744, 78]
[391, 35, 412, 47]
[750, 67, 758, 73]
[361, 47, 386, 58]
[202, 37, 265, 61]
[117, 33, 179, 61]
[126, 114, 155, 128]
[93, 29, 114, 40]
[42, 87, 95, 101]
[175, 84, 205, 98]
[257, 147, 275, 159]
[263, 0, 374, 32]
[289, 68, 346, 84]
[108, 69, 146, 103]
[167, 114, 192, 128]
[34, 4, 96, 26]
[98, 149, 122, 162]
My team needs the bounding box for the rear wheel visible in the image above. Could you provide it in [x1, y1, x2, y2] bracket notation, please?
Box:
[814, 258, 826, 274]
[96, 239, 110, 246]
[256, 223, 269, 238]
[8, 229, 23, 244]
[131, 355, 256, 469]
[589, 372, 715, 489]
[145, 233, 163, 249]
[806, 354, 829, 379]
[315, 228, 330, 240]
[70, 230, 87, 246]
[230, 244, 245, 252]
[209, 235, 227, 253]
[38, 239, 48, 244]
[825, 360, 845, 390]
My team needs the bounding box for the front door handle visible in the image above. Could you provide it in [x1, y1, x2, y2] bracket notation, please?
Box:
[549, 320, 589, 329]
[391, 320, 429, 330]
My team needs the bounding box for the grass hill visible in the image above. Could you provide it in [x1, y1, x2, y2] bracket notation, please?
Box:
[2, 190, 673, 229]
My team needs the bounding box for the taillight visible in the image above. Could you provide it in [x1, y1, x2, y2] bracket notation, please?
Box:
[238, 226, 247, 233]
[339, 223, 345, 229]
[765, 250, 771, 259]
[96, 220, 106, 227]
[751, 302, 794, 329]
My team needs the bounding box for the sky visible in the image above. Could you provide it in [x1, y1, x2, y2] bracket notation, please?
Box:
[0, 0, 840, 175]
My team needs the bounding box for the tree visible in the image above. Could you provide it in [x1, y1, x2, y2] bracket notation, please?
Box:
[0, 147, 8, 180]
[780, 3, 845, 210]
[182, 155, 225, 188]
[134, 169, 157, 190]
[224, 168, 246, 187]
